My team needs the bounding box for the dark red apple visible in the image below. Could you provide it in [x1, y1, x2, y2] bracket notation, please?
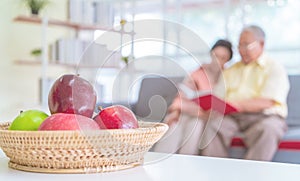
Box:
[93, 105, 138, 129]
[48, 74, 97, 118]
[38, 113, 100, 131]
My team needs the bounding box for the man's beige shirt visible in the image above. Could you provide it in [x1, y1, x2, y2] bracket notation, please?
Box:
[214, 54, 290, 118]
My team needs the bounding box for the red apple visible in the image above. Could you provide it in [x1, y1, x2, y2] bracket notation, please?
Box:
[48, 74, 97, 118]
[93, 105, 138, 129]
[38, 113, 100, 131]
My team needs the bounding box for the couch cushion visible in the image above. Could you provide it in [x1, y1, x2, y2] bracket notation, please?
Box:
[286, 75, 300, 126]
[132, 76, 184, 122]
[231, 127, 300, 151]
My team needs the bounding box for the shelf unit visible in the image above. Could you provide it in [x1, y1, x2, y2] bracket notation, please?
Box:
[14, 15, 134, 70]
[14, 14, 134, 107]
[14, 15, 134, 35]
[14, 60, 120, 69]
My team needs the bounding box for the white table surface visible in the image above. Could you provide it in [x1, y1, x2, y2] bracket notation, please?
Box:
[1, 149, 300, 181]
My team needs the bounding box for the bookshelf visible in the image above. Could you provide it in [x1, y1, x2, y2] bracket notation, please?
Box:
[13, 15, 133, 107]
[13, 0, 137, 107]
[14, 15, 132, 69]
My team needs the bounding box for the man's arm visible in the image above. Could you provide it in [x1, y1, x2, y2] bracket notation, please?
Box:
[232, 98, 275, 113]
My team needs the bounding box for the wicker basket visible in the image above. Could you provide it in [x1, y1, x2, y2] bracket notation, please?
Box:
[0, 121, 168, 174]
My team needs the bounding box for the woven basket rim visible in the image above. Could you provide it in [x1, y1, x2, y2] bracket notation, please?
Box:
[0, 121, 168, 135]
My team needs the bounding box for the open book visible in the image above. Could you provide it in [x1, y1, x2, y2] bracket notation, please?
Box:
[179, 84, 238, 115]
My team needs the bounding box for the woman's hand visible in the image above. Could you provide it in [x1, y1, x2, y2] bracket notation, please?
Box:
[164, 109, 180, 125]
[200, 109, 211, 121]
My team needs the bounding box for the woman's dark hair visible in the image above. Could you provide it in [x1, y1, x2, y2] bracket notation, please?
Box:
[211, 39, 233, 60]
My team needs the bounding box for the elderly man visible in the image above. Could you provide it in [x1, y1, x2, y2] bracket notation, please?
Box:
[201, 25, 290, 161]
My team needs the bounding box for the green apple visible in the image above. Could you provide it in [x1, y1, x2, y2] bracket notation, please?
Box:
[9, 110, 49, 131]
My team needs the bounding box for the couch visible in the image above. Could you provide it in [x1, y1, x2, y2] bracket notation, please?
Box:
[134, 75, 300, 164]
[229, 75, 300, 164]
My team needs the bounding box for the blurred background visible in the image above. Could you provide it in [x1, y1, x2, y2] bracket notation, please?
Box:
[0, 0, 299, 121]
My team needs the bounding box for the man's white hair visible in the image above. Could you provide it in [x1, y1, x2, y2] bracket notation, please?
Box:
[242, 25, 265, 42]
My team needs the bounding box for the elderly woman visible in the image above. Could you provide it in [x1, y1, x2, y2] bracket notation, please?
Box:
[154, 39, 233, 155]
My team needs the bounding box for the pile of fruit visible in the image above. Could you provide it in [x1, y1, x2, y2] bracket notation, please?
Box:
[9, 74, 138, 131]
